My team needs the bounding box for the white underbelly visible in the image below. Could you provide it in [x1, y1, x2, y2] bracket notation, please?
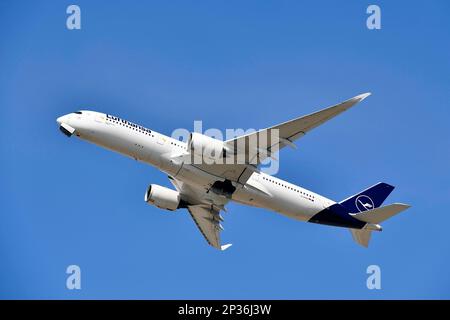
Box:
[232, 177, 325, 221]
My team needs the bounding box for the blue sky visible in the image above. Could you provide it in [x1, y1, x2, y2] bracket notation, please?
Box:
[1, 0, 449, 299]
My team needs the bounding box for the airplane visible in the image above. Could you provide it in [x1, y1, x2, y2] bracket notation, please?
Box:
[56, 93, 410, 250]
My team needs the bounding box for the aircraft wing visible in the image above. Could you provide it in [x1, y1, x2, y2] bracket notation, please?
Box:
[224, 93, 371, 166]
[169, 176, 232, 250]
[187, 204, 232, 250]
[190, 93, 371, 185]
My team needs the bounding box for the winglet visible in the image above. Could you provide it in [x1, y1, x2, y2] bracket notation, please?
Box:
[221, 244, 233, 251]
[353, 92, 371, 102]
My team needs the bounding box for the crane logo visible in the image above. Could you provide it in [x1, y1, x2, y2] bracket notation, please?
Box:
[355, 195, 374, 212]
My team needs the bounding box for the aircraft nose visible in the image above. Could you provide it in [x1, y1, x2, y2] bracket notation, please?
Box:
[56, 115, 67, 124]
[57, 114, 76, 137]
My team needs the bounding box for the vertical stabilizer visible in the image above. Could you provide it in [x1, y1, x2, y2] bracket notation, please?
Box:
[340, 182, 395, 213]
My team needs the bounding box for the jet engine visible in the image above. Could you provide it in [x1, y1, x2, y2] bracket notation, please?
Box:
[188, 132, 229, 161]
[144, 184, 181, 211]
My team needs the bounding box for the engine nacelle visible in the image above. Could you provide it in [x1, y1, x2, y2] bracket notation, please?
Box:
[188, 132, 228, 162]
[144, 184, 181, 211]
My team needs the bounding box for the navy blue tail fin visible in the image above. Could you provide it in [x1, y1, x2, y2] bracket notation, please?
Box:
[339, 182, 395, 213]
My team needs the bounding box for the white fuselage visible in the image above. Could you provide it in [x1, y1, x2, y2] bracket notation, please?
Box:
[57, 111, 336, 222]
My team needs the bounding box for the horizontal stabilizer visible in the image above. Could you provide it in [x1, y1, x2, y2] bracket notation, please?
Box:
[351, 203, 410, 224]
[349, 229, 372, 247]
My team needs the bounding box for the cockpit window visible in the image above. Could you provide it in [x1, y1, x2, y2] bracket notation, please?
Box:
[74, 111, 82, 114]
